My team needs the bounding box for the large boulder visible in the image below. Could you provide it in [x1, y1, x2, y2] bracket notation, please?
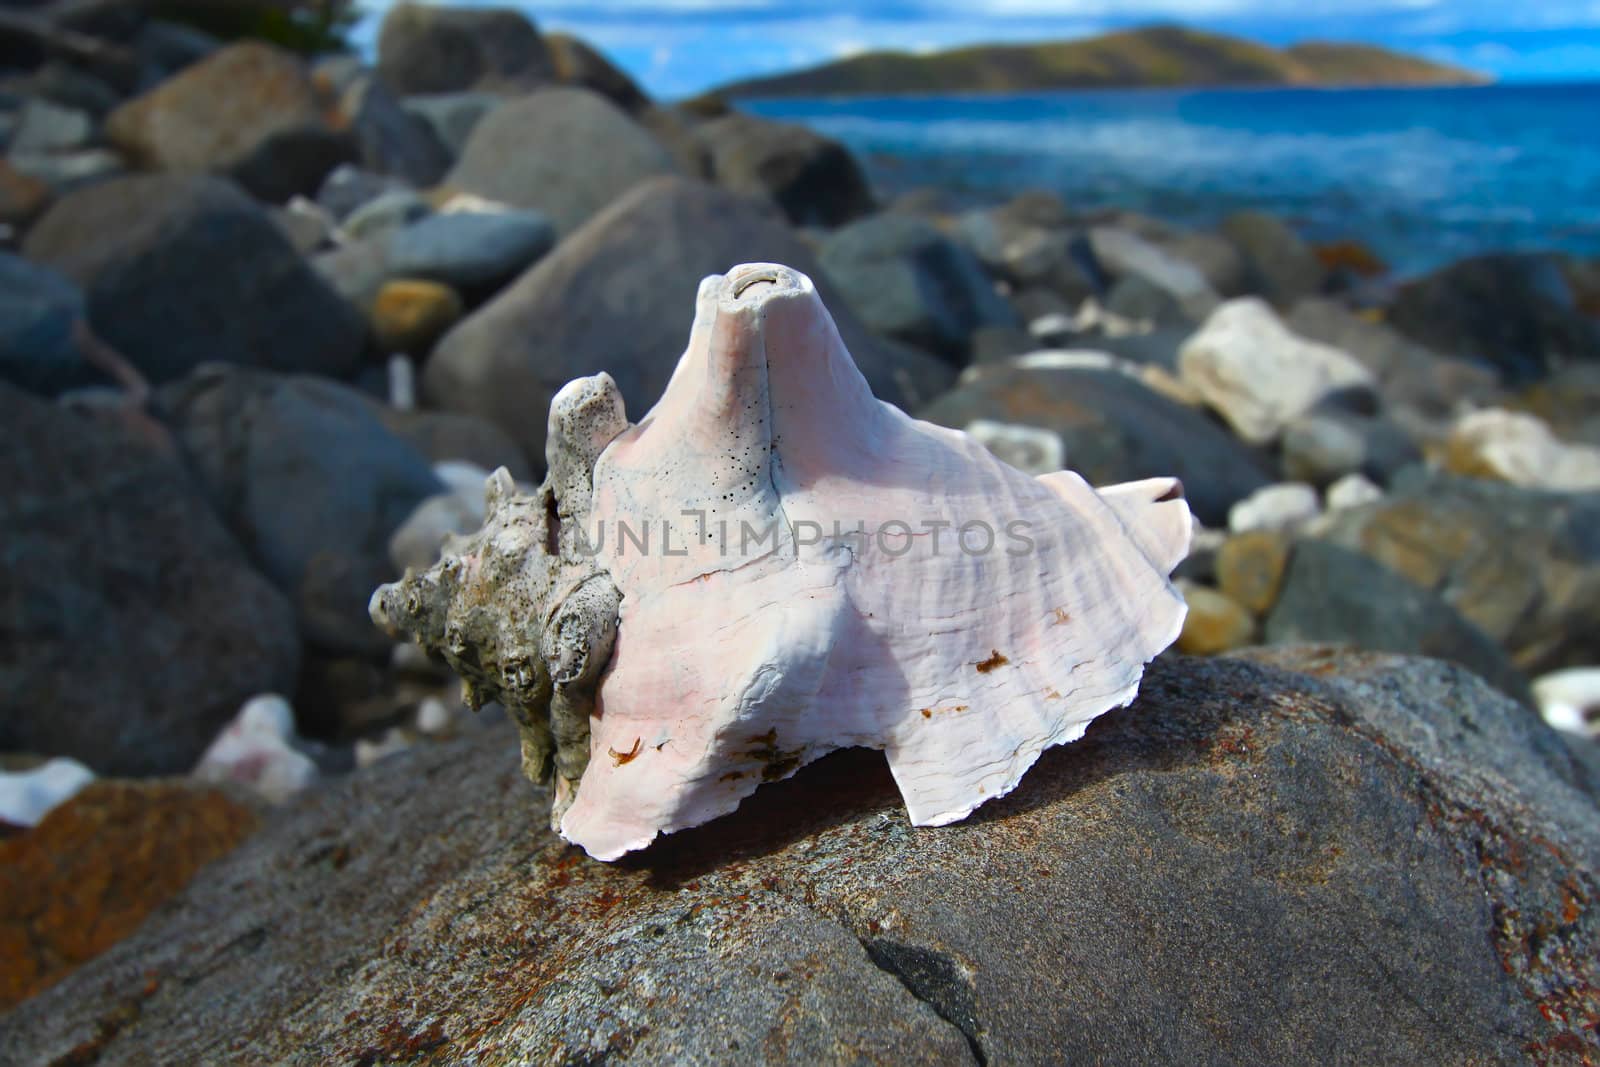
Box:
[1178, 297, 1378, 445]
[1318, 469, 1600, 675]
[956, 191, 1097, 301]
[918, 361, 1275, 526]
[694, 112, 874, 229]
[23, 174, 367, 384]
[1219, 211, 1325, 306]
[443, 87, 676, 236]
[105, 42, 356, 203]
[1387, 253, 1600, 385]
[818, 213, 1016, 362]
[0, 252, 96, 395]
[0, 384, 301, 776]
[425, 176, 952, 460]
[2, 652, 1594, 1063]
[1264, 539, 1531, 704]
[156, 366, 443, 655]
[376, 1, 554, 95]
[546, 32, 650, 114]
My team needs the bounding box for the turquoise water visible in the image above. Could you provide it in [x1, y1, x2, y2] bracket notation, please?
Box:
[744, 83, 1600, 276]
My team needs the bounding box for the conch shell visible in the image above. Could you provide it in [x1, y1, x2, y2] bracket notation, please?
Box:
[372, 263, 1191, 861]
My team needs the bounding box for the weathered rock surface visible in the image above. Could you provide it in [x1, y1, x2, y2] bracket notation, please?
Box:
[1089, 225, 1219, 321]
[0, 158, 53, 229]
[818, 213, 1016, 361]
[1387, 253, 1600, 385]
[425, 176, 950, 460]
[24, 174, 367, 384]
[1265, 539, 1532, 704]
[1443, 407, 1600, 491]
[920, 362, 1274, 526]
[2, 653, 1594, 1064]
[400, 91, 501, 158]
[105, 42, 356, 203]
[0, 384, 301, 776]
[1319, 469, 1600, 675]
[376, 1, 554, 95]
[694, 112, 874, 228]
[444, 87, 675, 236]
[0, 779, 260, 1011]
[157, 366, 442, 655]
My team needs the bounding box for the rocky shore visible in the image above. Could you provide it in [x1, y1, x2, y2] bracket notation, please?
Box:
[2, 2, 1598, 1061]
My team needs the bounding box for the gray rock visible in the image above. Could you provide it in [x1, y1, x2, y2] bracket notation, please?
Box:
[1220, 211, 1325, 306]
[444, 87, 676, 236]
[24, 174, 368, 384]
[1387, 253, 1600, 385]
[270, 198, 336, 255]
[373, 406, 533, 480]
[11, 61, 122, 118]
[1104, 273, 1189, 326]
[1265, 539, 1531, 704]
[818, 213, 1016, 362]
[376, 1, 555, 94]
[968, 324, 1036, 365]
[388, 209, 556, 290]
[1089, 226, 1219, 320]
[1319, 469, 1600, 676]
[1163, 229, 1246, 297]
[0, 383, 300, 776]
[1287, 296, 1502, 419]
[0, 251, 95, 395]
[104, 42, 357, 203]
[341, 188, 430, 240]
[3, 652, 1594, 1063]
[8, 97, 95, 153]
[134, 19, 220, 83]
[400, 91, 501, 158]
[695, 111, 874, 228]
[314, 163, 412, 222]
[958, 207, 1092, 301]
[4, 147, 124, 191]
[338, 73, 452, 187]
[312, 231, 395, 312]
[1280, 411, 1421, 488]
[157, 366, 443, 655]
[425, 176, 950, 460]
[919, 362, 1274, 526]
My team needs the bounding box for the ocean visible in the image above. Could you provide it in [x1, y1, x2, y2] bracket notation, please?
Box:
[743, 82, 1600, 277]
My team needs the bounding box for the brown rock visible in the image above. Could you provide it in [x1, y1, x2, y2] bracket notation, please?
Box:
[0, 780, 259, 1011]
[1319, 471, 1600, 674]
[1176, 584, 1256, 655]
[105, 42, 356, 203]
[0, 159, 51, 229]
[371, 278, 462, 357]
[1216, 529, 1292, 616]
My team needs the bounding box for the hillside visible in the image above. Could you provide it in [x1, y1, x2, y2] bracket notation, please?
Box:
[716, 25, 1487, 98]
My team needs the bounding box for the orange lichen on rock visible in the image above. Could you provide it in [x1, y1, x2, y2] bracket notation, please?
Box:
[0, 780, 260, 1010]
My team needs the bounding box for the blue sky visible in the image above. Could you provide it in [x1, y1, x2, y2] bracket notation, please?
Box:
[357, 1, 1600, 98]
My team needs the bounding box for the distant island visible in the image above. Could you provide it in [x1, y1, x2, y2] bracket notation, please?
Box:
[715, 25, 1488, 98]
